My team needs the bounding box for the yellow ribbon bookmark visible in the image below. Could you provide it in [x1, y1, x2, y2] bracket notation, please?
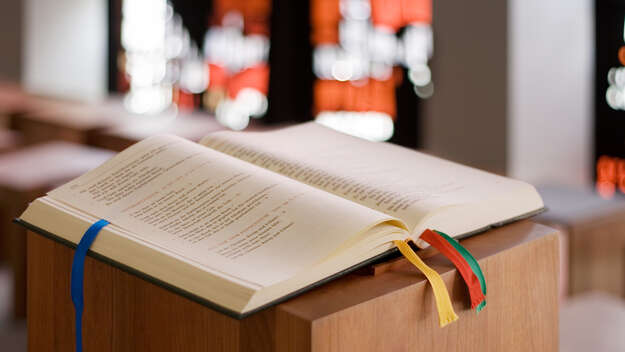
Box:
[394, 240, 459, 327]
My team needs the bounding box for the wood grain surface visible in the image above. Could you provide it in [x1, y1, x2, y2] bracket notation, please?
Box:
[27, 220, 559, 351]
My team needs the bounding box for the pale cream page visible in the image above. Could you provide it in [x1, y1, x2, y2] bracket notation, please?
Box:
[48, 135, 399, 288]
[200, 123, 539, 232]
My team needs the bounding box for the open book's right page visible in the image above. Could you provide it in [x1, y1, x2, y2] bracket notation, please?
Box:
[200, 123, 543, 244]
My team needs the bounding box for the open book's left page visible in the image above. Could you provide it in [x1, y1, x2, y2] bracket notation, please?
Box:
[46, 135, 403, 289]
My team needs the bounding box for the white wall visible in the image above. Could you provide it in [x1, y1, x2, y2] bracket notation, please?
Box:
[508, 0, 593, 187]
[22, 0, 107, 101]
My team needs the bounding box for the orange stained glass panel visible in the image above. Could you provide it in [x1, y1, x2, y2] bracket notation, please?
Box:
[618, 46, 625, 66]
[227, 64, 270, 98]
[207, 63, 228, 89]
[311, 0, 341, 44]
[314, 79, 397, 118]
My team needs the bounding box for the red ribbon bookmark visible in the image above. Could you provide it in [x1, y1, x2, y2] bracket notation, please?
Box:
[420, 229, 485, 310]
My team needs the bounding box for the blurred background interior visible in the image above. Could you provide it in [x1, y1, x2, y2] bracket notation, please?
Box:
[0, 0, 624, 350]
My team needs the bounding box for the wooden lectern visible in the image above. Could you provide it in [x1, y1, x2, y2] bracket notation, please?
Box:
[27, 221, 559, 351]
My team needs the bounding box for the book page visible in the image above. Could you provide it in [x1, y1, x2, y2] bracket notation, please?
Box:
[48, 135, 402, 288]
[200, 123, 542, 234]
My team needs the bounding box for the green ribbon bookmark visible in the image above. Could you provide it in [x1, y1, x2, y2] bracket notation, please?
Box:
[434, 230, 487, 313]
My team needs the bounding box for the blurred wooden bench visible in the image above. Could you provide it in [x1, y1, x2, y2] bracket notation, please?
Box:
[89, 113, 228, 151]
[535, 185, 625, 298]
[9, 100, 127, 146]
[89, 111, 288, 152]
[0, 142, 113, 318]
[560, 292, 625, 351]
[0, 82, 61, 129]
[0, 129, 22, 155]
[0, 83, 35, 129]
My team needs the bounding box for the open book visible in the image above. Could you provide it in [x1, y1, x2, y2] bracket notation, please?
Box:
[19, 122, 544, 318]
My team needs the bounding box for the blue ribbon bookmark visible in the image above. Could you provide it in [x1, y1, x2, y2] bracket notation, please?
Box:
[70, 219, 109, 352]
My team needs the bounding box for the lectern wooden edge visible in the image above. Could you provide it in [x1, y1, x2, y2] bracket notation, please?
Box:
[27, 220, 559, 352]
